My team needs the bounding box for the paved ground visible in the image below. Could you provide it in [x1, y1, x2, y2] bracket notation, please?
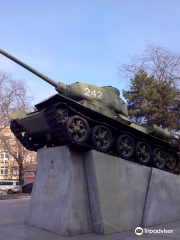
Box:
[0, 198, 180, 240]
[0, 193, 30, 200]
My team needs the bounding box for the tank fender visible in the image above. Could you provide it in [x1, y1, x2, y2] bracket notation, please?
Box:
[9, 110, 27, 120]
[116, 114, 132, 125]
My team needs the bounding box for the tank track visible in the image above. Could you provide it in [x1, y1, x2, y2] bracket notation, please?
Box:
[10, 102, 179, 171]
[43, 102, 179, 171]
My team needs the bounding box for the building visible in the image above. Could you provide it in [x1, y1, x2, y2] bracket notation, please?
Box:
[0, 126, 36, 184]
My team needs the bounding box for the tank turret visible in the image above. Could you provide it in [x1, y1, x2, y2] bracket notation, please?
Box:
[0, 49, 128, 117]
[0, 49, 179, 171]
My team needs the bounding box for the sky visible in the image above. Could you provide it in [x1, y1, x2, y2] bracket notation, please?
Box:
[0, 0, 180, 106]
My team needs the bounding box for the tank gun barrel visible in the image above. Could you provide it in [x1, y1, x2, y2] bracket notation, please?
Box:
[0, 49, 58, 88]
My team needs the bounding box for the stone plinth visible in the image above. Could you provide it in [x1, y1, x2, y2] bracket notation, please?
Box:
[25, 146, 92, 237]
[142, 168, 180, 227]
[26, 146, 180, 236]
[84, 150, 151, 234]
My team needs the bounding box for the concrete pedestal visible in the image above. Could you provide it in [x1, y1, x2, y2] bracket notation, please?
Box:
[142, 168, 180, 227]
[84, 150, 151, 234]
[25, 146, 92, 237]
[26, 146, 180, 236]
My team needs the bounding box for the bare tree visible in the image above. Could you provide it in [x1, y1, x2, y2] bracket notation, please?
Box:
[0, 70, 35, 185]
[0, 70, 32, 130]
[117, 44, 180, 87]
[117, 44, 180, 150]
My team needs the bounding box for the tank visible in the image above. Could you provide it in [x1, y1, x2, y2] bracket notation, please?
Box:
[0, 48, 179, 171]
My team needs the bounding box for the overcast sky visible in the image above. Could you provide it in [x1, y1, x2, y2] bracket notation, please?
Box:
[0, 0, 180, 105]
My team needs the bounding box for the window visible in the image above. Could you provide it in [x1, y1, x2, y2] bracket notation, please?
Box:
[0, 181, 13, 185]
[1, 152, 9, 163]
[26, 183, 33, 188]
[30, 155, 34, 163]
[0, 167, 8, 175]
[12, 168, 19, 175]
[0, 181, 19, 185]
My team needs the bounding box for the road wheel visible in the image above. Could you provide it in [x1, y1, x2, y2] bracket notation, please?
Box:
[136, 142, 151, 165]
[64, 115, 89, 144]
[91, 125, 112, 151]
[7, 189, 13, 194]
[166, 151, 178, 170]
[116, 134, 135, 159]
[56, 106, 68, 124]
[152, 148, 166, 169]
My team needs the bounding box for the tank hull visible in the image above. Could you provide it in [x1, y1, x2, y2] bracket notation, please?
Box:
[16, 94, 172, 148]
[10, 94, 179, 171]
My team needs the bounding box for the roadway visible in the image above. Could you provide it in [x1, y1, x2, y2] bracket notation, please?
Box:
[0, 197, 180, 240]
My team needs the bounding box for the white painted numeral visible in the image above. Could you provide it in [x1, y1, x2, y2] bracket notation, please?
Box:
[84, 88, 90, 96]
[84, 88, 103, 99]
[97, 91, 102, 98]
[91, 90, 97, 97]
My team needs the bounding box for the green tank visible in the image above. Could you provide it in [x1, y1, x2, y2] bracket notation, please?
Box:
[0, 49, 179, 171]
